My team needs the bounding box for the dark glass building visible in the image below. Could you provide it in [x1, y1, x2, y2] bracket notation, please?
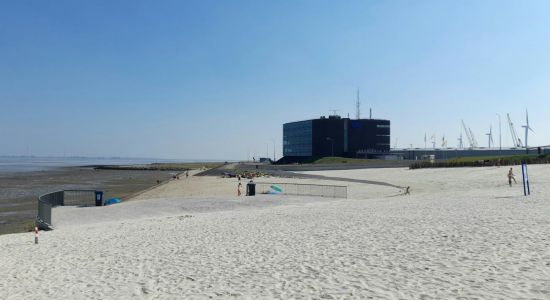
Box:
[283, 116, 390, 159]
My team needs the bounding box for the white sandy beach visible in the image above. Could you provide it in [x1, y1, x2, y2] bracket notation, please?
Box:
[1, 165, 549, 299]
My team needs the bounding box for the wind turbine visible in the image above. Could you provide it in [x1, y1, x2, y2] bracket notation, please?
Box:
[521, 110, 534, 153]
[485, 125, 494, 148]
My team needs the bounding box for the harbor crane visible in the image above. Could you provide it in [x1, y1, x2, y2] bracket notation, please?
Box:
[507, 113, 522, 147]
[461, 120, 478, 148]
[469, 128, 477, 148]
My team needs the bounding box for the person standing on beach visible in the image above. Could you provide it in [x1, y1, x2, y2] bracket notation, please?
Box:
[237, 182, 242, 196]
[508, 168, 517, 186]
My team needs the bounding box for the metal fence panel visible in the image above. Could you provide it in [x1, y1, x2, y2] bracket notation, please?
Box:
[37, 191, 64, 229]
[63, 190, 96, 207]
[255, 183, 347, 198]
[37, 201, 52, 229]
[37, 190, 99, 229]
[40, 191, 64, 206]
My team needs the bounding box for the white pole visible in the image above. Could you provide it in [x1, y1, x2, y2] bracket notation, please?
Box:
[34, 227, 38, 244]
[523, 110, 530, 154]
[496, 113, 501, 152]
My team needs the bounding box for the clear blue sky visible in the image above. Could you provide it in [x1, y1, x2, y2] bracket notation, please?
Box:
[1, 0, 549, 160]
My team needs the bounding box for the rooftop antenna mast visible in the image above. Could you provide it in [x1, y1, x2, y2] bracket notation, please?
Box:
[356, 88, 360, 119]
[329, 109, 339, 116]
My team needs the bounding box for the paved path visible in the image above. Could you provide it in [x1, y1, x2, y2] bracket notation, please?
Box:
[197, 163, 404, 189]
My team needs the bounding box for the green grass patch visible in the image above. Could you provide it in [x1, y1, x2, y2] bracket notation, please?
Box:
[448, 155, 535, 163]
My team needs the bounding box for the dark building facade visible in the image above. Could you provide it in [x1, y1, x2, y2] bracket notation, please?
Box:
[283, 116, 390, 158]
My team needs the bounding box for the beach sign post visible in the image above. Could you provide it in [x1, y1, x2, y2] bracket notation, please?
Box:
[34, 227, 38, 244]
[521, 162, 530, 196]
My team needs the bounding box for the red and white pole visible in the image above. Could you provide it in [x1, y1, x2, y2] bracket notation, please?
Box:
[34, 227, 38, 244]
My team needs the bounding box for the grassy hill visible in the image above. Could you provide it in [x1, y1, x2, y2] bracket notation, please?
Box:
[312, 157, 373, 164]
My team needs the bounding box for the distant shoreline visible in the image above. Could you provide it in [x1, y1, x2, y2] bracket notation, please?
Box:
[90, 162, 225, 171]
[0, 156, 231, 174]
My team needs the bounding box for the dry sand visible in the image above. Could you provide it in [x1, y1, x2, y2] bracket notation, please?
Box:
[131, 168, 397, 201]
[1, 165, 549, 299]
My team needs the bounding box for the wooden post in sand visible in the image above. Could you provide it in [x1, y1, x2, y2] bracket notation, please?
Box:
[34, 227, 38, 244]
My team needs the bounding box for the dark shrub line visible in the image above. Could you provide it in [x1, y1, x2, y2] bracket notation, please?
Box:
[410, 155, 550, 169]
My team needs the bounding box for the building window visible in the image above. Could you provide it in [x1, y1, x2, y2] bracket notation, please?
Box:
[283, 120, 313, 156]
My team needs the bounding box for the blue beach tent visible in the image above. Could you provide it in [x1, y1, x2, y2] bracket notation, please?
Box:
[270, 185, 283, 194]
[105, 198, 121, 205]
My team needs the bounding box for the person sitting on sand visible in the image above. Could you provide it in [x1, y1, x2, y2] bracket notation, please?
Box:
[508, 168, 517, 187]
